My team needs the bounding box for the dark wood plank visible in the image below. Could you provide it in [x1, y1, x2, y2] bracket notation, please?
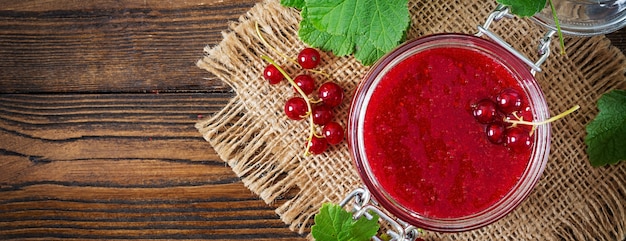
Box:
[606, 28, 626, 52]
[0, 1, 309, 239]
[0, 93, 305, 240]
[1, 1, 622, 94]
[0, 0, 255, 93]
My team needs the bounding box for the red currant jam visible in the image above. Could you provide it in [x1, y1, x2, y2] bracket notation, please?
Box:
[350, 34, 550, 232]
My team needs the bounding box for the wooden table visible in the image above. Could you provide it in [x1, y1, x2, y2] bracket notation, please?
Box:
[0, 1, 624, 240]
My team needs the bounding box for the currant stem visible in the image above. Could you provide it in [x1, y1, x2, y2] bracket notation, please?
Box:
[504, 105, 580, 126]
[309, 98, 324, 104]
[255, 22, 330, 78]
[261, 55, 316, 156]
[308, 68, 331, 78]
[256, 22, 299, 67]
[548, 0, 566, 55]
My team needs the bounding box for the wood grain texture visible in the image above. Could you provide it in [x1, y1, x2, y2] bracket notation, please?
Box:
[0, 0, 624, 240]
[0, 93, 305, 240]
[0, 0, 307, 240]
[0, 0, 254, 93]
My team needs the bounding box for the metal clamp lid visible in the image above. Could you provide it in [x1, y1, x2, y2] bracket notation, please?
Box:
[476, 5, 556, 76]
[340, 188, 420, 241]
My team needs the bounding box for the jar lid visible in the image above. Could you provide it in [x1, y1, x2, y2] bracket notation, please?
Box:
[532, 0, 626, 36]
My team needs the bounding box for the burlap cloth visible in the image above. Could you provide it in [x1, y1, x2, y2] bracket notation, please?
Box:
[195, 0, 626, 240]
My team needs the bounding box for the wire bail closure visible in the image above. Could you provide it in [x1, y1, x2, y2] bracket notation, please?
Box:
[476, 5, 556, 76]
[340, 188, 419, 241]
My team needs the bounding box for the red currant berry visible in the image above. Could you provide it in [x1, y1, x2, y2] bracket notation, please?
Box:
[263, 64, 283, 84]
[297, 48, 321, 69]
[513, 105, 534, 122]
[486, 122, 505, 144]
[318, 82, 344, 108]
[293, 74, 316, 95]
[307, 136, 328, 155]
[312, 105, 333, 125]
[496, 88, 523, 113]
[472, 99, 498, 124]
[505, 127, 532, 151]
[284, 97, 308, 120]
[323, 122, 344, 145]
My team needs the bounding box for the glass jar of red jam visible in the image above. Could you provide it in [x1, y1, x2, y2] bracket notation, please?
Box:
[348, 33, 551, 232]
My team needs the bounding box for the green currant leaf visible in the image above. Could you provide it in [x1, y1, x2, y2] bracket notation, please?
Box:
[585, 89, 626, 167]
[349, 210, 381, 241]
[299, 0, 409, 65]
[311, 203, 380, 241]
[354, 36, 386, 66]
[298, 8, 355, 56]
[358, 0, 410, 53]
[280, 0, 305, 9]
[496, 0, 546, 17]
[306, 0, 368, 36]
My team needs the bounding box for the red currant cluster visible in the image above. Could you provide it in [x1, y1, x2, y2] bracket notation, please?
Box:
[262, 48, 345, 155]
[472, 88, 534, 151]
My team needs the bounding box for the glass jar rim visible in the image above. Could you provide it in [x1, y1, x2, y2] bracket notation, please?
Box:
[348, 33, 551, 232]
[532, 0, 626, 36]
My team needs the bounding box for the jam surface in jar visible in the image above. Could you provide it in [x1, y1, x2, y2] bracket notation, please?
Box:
[363, 47, 533, 219]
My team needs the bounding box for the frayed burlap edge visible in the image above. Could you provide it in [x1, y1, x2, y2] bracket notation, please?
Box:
[196, 0, 626, 240]
[195, 0, 363, 234]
